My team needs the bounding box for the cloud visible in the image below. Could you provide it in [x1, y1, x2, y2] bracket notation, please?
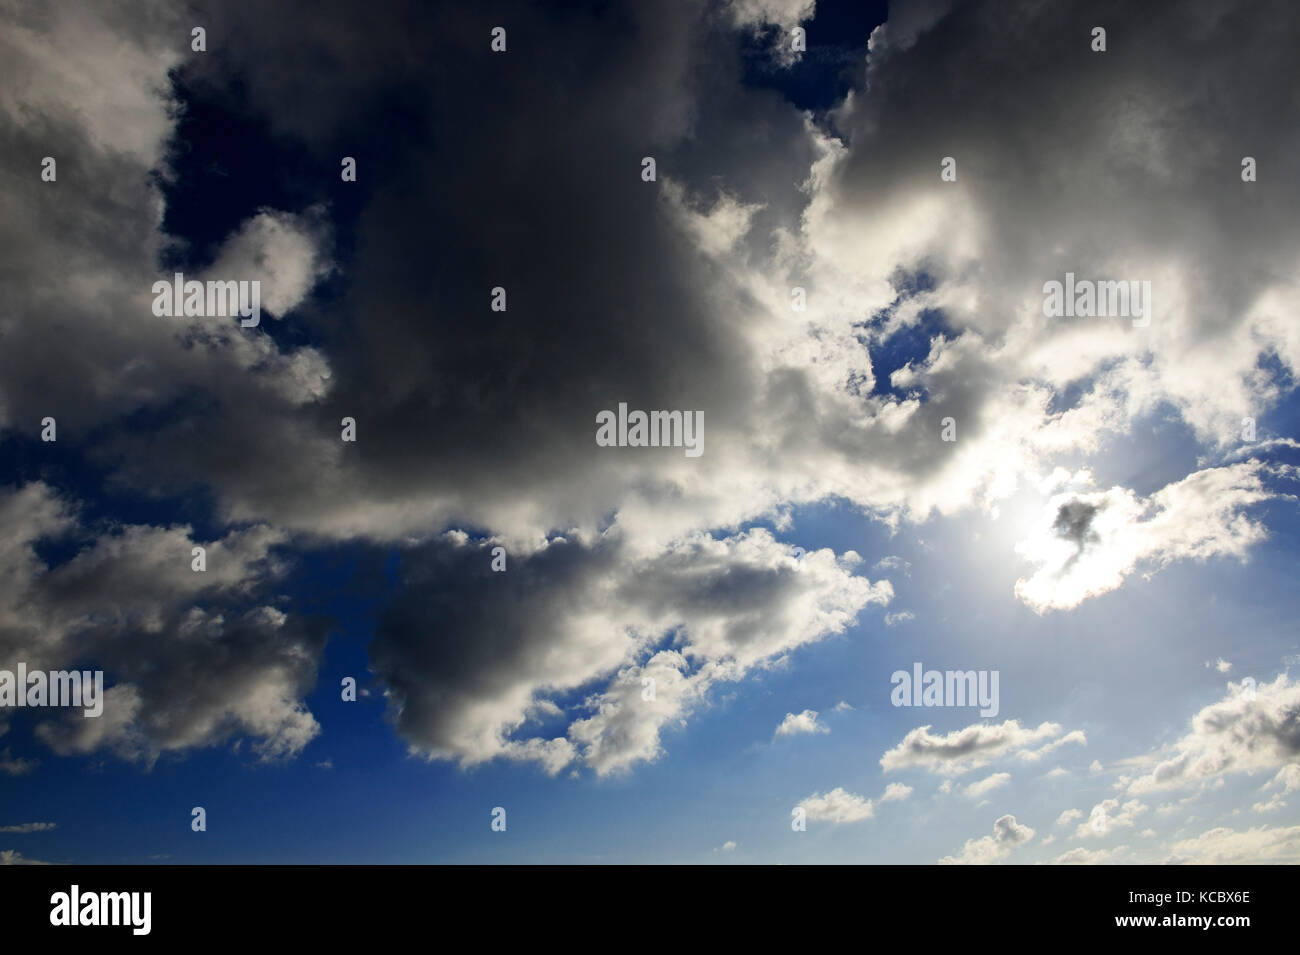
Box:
[715, 840, 738, 852]
[1252, 793, 1286, 813]
[726, 0, 816, 32]
[883, 610, 915, 627]
[1055, 809, 1083, 827]
[1014, 464, 1276, 613]
[374, 528, 889, 774]
[201, 207, 334, 318]
[0, 849, 50, 865]
[726, 0, 817, 67]
[963, 772, 1010, 798]
[798, 787, 875, 824]
[1269, 765, 1300, 793]
[808, 0, 1300, 485]
[1166, 825, 1300, 865]
[0, 822, 56, 834]
[880, 782, 913, 803]
[0, 748, 37, 777]
[774, 709, 829, 737]
[1122, 673, 1300, 796]
[939, 814, 1035, 865]
[881, 719, 1078, 775]
[1019, 730, 1088, 763]
[0, 483, 328, 764]
[1073, 799, 1148, 840]
[1050, 845, 1128, 865]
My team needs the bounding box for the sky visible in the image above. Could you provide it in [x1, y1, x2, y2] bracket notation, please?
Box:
[1, 0, 1299, 865]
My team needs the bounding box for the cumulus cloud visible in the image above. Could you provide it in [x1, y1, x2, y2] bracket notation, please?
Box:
[1055, 809, 1083, 827]
[939, 814, 1035, 865]
[796, 778, 917, 824]
[1073, 798, 1148, 840]
[1269, 765, 1300, 793]
[774, 709, 829, 737]
[374, 528, 890, 774]
[1014, 464, 1275, 613]
[806, 0, 1300, 486]
[726, 0, 816, 32]
[201, 207, 333, 318]
[726, 0, 817, 66]
[1122, 674, 1300, 796]
[963, 772, 1011, 798]
[1050, 845, 1128, 865]
[881, 719, 1079, 775]
[797, 787, 875, 824]
[1020, 730, 1088, 763]
[880, 782, 913, 803]
[1252, 793, 1286, 813]
[1166, 825, 1300, 865]
[0, 483, 327, 764]
[0, 849, 50, 865]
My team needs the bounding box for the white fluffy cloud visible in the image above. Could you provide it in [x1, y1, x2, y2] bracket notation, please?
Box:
[203, 207, 333, 318]
[1014, 464, 1275, 613]
[1166, 825, 1300, 865]
[881, 719, 1080, 775]
[1051, 845, 1128, 865]
[880, 782, 913, 803]
[1055, 808, 1083, 827]
[1073, 798, 1148, 841]
[1122, 674, 1300, 796]
[939, 814, 1035, 865]
[774, 708, 829, 737]
[798, 787, 875, 824]
[963, 772, 1011, 799]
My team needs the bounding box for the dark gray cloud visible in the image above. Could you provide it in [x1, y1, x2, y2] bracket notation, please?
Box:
[373, 527, 888, 772]
[1052, 499, 1100, 564]
[0, 483, 328, 763]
